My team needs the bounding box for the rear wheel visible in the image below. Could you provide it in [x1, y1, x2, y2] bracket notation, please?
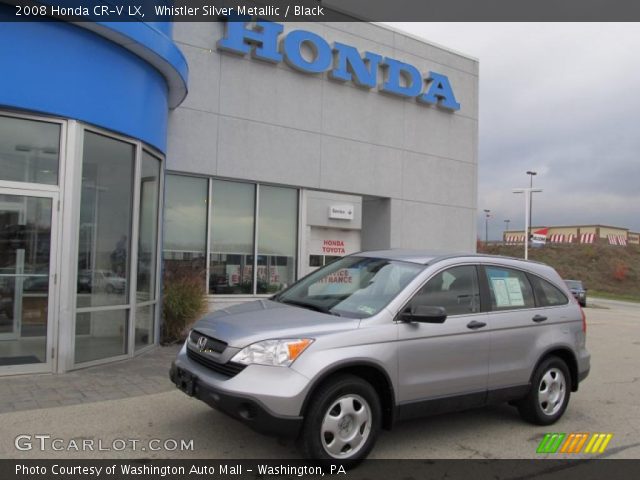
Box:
[299, 374, 381, 467]
[518, 356, 571, 425]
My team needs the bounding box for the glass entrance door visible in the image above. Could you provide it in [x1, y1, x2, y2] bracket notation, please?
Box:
[0, 190, 56, 372]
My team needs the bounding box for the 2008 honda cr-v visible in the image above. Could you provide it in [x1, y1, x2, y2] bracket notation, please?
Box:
[170, 250, 590, 464]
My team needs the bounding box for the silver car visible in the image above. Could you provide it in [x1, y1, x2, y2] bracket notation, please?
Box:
[170, 250, 590, 464]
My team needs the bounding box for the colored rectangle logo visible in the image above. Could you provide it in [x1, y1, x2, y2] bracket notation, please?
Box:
[537, 433, 613, 454]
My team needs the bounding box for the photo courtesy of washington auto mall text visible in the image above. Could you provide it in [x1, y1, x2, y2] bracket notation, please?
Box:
[2, 0, 640, 480]
[13, 462, 346, 477]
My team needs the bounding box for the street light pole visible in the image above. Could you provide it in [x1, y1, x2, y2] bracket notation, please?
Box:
[483, 209, 491, 245]
[526, 171, 537, 242]
[513, 188, 542, 260]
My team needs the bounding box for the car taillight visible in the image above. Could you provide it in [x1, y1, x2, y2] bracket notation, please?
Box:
[579, 304, 586, 334]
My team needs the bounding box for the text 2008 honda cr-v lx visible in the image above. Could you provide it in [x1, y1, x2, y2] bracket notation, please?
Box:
[170, 250, 590, 464]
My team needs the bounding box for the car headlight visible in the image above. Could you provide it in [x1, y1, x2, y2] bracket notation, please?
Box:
[231, 338, 314, 367]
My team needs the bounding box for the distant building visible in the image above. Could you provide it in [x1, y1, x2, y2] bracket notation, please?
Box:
[504, 225, 640, 246]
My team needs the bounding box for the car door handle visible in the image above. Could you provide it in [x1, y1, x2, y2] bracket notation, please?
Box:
[532, 315, 548, 323]
[467, 320, 487, 330]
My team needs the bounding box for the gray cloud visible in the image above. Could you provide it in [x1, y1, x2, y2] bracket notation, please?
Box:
[385, 23, 640, 238]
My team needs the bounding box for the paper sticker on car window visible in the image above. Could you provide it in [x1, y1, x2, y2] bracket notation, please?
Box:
[491, 277, 525, 307]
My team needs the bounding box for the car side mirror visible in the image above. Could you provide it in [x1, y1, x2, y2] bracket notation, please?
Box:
[399, 305, 447, 324]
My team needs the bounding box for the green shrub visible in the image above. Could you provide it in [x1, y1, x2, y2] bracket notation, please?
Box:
[161, 260, 207, 344]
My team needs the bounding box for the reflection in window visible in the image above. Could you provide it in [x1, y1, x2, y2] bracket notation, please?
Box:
[209, 180, 255, 294]
[0, 195, 52, 275]
[76, 132, 134, 308]
[75, 310, 128, 363]
[163, 174, 208, 286]
[0, 115, 60, 185]
[257, 186, 297, 294]
[137, 152, 161, 302]
[530, 275, 568, 307]
[0, 194, 53, 365]
[410, 266, 480, 316]
[135, 305, 154, 351]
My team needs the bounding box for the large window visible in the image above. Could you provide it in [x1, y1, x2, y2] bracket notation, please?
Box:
[257, 186, 298, 293]
[75, 130, 163, 365]
[75, 132, 135, 363]
[209, 180, 255, 294]
[163, 175, 208, 286]
[163, 176, 299, 296]
[135, 152, 161, 350]
[76, 132, 134, 309]
[0, 115, 60, 185]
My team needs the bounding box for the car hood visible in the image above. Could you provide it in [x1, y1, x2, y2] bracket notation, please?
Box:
[192, 299, 360, 347]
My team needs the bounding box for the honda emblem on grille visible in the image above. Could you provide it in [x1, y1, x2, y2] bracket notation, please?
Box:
[197, 336, 208, 352]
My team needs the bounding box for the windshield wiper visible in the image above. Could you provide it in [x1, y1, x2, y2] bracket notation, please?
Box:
[278, 298, 341, 316]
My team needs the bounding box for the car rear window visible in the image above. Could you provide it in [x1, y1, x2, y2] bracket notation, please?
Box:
[530, 275, 569, 307]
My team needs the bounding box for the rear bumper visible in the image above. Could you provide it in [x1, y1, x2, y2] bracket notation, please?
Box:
[576, 349, 591, 388]
[170, 361, 303, 438]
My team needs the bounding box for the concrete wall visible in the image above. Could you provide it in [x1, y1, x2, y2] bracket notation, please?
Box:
[167, 22, 479, 253]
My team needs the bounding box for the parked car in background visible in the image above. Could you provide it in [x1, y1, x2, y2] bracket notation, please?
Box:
[79, 269, 126, 294]
[564, 279, 587, 307]
[171, 250, 590, 465]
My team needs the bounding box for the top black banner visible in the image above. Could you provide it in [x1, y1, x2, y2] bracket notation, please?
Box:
[4, 0, 640, 22]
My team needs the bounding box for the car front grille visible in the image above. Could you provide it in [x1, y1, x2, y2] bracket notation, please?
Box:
[190, 329, 227, 353]
[186, 347, 246, 378]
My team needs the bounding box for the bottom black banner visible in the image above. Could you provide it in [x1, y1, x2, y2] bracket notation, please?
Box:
[1, 459, 639, 480]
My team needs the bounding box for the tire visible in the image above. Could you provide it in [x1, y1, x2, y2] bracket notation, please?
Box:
[299, 374, 381, 467]
[518, 356, 571, 425]
[105, 284, 114, 294]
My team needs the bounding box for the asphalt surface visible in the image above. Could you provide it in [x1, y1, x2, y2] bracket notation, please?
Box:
[0, 297, 638, 460]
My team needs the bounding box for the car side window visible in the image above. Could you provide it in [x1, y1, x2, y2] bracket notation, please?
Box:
[408, 265, 480, 316]
[529, 275, 568, 307]
[485, 266, 535, 311]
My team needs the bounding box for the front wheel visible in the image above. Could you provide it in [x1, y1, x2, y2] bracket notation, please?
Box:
[299, 374, 381, 467]
[518, 356, 571, 425]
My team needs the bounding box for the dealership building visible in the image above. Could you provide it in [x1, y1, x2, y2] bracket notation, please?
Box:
[0, 14, 478, 374]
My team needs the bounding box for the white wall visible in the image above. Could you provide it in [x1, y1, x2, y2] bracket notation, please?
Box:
[167, 21, 479, 262]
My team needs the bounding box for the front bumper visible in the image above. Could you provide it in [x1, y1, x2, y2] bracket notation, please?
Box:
[170, 347, 307, 438]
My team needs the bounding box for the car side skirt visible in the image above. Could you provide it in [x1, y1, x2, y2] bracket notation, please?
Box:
[395, 385, 530, 422]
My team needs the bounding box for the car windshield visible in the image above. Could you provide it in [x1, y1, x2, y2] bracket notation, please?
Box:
[274, 256, 423, 318]
[564, 280, 583, 289]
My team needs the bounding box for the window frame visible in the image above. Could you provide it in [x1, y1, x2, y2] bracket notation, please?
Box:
[163, 173, 300, 298]
[70, 124, 164, 369]
[0, 111, 66, 194]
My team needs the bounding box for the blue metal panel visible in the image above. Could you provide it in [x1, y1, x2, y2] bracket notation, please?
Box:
[0, 5, 188, 152]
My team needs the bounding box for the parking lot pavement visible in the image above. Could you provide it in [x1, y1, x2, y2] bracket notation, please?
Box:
[0, 299, 638, 460]
[0, 345, 180, 414]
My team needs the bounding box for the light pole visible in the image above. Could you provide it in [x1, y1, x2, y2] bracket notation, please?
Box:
[526, 171, 537, 241]
[504, 219, 510, 243]
[483, 209, 491, 245]
[513, 188, 542, 260]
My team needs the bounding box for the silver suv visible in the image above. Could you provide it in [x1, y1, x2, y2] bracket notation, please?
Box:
[170, 251, 590, 464]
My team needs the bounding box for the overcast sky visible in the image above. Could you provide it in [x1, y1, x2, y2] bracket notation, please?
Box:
[386, 23, 640, 239]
